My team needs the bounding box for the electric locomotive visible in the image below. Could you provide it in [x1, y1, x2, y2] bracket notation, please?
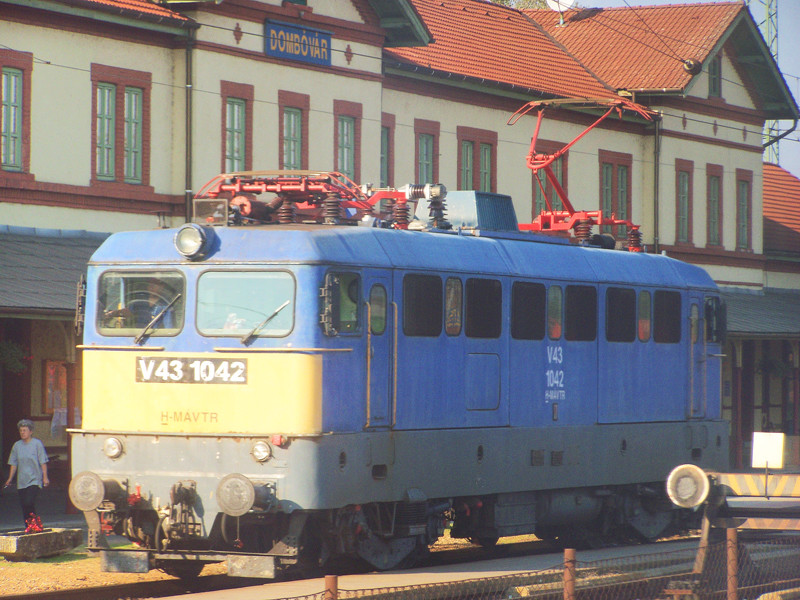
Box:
[68, 169, 728, 579]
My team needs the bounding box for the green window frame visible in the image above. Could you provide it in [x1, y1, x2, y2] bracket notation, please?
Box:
[460, 140, 473, 190]
[601, 162, 613, 231]
[226, 98, 246, 173]
[337, 116, 355, 179]
[708, 174, 721, 245]
[617, 165, 628, 220]
[95, 83, 116, 180]
[418, 133, 434, 183]
[737, 179, 750, 249]
[380, 126, 390, 188]
[677, 170, 690, 242]
[124, 87, 143, 183]
[479, 143, 492, 192]
[599, 154, 630, 237]
[708, 55, 721, 98]
[534, 155, 563, 214]
[283, 107, 302, 171]
[1, 67, 23, 171]
[616, 164, 629, 237]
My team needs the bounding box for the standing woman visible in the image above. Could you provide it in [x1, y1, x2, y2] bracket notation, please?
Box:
[4, 419, 49, 526]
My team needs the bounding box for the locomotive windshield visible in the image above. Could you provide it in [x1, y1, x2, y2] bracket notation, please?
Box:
[197, 271, 295, 338]
[97, 271, 185, 337]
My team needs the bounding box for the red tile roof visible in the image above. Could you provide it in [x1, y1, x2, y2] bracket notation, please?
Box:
[385, 0, 614, 100]
[763, 163, 800, 255]
[527, 3, 744, 92]
[62, 0, 192, 26]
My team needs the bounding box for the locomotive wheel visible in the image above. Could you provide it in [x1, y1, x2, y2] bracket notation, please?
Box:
[469, 536, 499, 548]
[356, 534, 417, 571]
[296, 517, 328, 578]
[158, 560, 205, 579]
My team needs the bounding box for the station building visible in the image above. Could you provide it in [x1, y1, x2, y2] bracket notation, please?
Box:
[1, 0, 798, 471]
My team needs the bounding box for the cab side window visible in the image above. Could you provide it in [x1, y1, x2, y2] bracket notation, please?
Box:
[320, 271, 360, 335]
[337, 272, 360, 333]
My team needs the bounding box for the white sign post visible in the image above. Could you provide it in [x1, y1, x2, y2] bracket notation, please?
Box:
[752, 431, 785, 497]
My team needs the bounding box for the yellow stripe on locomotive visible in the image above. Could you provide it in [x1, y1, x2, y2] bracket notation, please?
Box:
[82, 350, 322, 434]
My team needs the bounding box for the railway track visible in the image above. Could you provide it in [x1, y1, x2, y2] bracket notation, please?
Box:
[2, 536, 689, 600]
[4, 573, 264, 600]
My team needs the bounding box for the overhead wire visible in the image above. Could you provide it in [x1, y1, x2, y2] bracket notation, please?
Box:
[617, 0, 685, 63]
[4, 0, 799, 175]
[1, 37, 789, 142]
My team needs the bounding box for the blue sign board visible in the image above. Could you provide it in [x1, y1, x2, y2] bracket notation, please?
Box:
[265, 21, 332, 66]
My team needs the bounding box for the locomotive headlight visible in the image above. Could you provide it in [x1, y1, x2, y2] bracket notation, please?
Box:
[252, 441, 272, 462]
[103, 437, 124, 459]
[174, 223, 212, 260]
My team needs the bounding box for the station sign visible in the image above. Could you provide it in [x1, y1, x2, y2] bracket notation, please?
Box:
[264, 21, 332, 66]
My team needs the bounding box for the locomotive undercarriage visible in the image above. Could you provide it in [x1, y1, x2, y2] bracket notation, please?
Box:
[449, 484, 692, 550]
[92, 481, 689, 578]
[94, 496, 448, 577]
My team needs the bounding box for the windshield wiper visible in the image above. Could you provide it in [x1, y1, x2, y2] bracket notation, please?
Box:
[134, 294, 182, 345]
[241, 300, 291, 345]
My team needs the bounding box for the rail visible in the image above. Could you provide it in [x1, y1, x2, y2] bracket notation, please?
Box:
[273, 535, 800, 600]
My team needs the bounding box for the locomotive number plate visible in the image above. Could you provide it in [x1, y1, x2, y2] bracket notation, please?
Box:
[136, 357, 248, 384]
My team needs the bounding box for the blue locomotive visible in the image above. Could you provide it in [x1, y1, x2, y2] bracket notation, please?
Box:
[69, 171, 728, 578]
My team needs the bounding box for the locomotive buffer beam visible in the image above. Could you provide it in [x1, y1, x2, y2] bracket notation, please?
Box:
[667, 464, 800, 575]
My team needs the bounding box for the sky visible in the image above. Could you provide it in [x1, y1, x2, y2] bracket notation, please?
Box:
[579, 0, 800, 178]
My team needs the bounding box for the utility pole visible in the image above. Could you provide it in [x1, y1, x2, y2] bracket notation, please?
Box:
[747, 0, 780, 163]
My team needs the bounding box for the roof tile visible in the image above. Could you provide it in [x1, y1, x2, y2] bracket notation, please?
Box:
[527, 3, 744, 92]
[763, 162, 800, 255]
[385, 0, 613, 99]
[59, 0, 191, 25]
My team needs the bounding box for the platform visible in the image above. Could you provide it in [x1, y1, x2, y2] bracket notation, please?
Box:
[0, 527, 84, 561]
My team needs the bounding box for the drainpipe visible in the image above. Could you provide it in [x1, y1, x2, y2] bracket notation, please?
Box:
[762, 118, 797, 154]
[652, 116, 661, 254]
[184, 29, 195, 223]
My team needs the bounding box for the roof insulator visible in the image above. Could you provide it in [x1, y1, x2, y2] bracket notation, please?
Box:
[683, 58, 702, 75]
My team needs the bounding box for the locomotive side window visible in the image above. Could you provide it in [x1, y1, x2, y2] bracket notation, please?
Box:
[606, 287, 636, 342]
[445, 277, 462, 336]
[511, 281, 545, 340]
[403, 274, 442, 337]
[547, 285, 563, 339]
[565, 285, 597, 341]
[97, 271, 185, 336]
[690, 304, 699, 344]
[653, 290, 681, 343]
[197, 271, 295, 337]
[369, 285, 387, 335]
[465, 278, 502, 338]
[336, 272, 360, 333]
[638, 290, 652, 341]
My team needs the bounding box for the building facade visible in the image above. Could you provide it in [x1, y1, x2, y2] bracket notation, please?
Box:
[1, 0, 798, 469]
